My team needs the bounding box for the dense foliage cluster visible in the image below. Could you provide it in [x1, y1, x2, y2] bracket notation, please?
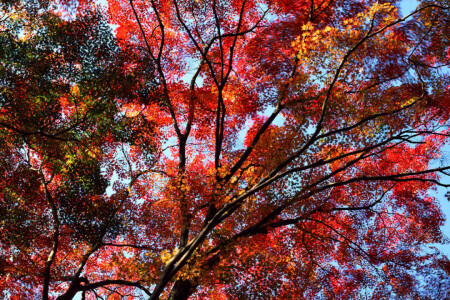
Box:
[0, 0, 450, 299]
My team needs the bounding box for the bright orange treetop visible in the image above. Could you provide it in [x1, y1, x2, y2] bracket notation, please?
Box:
[0, 0, 450, 299]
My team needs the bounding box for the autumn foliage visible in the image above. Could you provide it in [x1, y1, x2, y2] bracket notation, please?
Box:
[1, 0, 450, 299]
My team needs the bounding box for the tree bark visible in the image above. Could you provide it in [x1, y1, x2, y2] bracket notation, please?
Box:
[168, 279, 196, 300]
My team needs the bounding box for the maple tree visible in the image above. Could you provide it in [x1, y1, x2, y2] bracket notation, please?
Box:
[1, 0, 450, 299]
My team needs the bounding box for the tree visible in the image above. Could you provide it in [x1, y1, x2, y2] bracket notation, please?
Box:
[1, 0, 450, 298]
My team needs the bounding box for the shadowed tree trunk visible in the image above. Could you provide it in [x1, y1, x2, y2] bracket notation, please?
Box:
[168, 279, 196, 300]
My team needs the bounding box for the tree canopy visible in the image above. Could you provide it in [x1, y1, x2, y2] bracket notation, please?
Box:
[1, 0, 450, 299]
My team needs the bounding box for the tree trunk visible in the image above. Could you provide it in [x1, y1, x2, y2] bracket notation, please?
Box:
[168, 279, 196, 300]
